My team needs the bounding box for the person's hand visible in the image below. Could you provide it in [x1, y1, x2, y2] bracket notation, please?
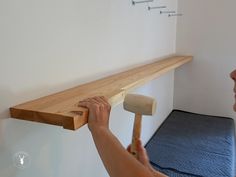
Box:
[127, 140, 153, 170]
[78, 96, 111, 133]
[127, 140, 167, 177]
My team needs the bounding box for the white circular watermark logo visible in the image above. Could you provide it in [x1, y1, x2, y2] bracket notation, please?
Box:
[13, 151, 31, 169]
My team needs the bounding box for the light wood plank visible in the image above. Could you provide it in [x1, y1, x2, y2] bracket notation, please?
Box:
[10, 55, 193, 130]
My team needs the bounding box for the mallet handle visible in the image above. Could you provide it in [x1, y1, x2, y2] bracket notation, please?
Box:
[131, 113, 142, 158]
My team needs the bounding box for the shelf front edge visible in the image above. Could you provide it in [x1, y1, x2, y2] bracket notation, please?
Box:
[10, 107, 89, 130]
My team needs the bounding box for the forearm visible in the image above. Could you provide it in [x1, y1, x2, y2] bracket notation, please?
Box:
[91, 127, 154, 177]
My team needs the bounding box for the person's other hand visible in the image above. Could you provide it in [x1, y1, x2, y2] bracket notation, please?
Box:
[127, 140, 153, 170]
[78, 96, 111, 132]
[127, 140, 167, 177]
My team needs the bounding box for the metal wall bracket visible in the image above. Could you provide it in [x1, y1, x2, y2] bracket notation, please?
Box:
[132, 0, 154, 5]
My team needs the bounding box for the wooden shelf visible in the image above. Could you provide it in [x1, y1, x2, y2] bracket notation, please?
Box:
[10, 55, 192, 130]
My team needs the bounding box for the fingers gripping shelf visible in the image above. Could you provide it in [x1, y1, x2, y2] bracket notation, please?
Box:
[10, 56, 192, 130]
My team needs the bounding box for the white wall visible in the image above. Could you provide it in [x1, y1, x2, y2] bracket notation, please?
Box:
[175, 0, 236, 119]
[0, 0, 177, 177]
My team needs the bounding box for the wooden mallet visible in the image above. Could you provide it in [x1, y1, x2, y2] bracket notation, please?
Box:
[123, 94, 157, 158]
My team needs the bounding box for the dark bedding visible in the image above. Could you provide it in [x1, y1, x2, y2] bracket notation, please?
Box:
[145, 110, 235, 177]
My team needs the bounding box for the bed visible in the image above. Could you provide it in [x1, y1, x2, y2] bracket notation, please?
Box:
[145, 110, 235, 177]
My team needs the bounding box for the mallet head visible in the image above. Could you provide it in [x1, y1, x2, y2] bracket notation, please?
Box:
[123, 94, 157, 115]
